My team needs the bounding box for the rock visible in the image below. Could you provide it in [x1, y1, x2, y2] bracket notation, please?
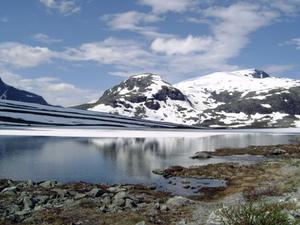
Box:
[206, 209, 223, 225]
[102, 196, 112, 205]
[191, 152, 212, 159]
[8, 204, 21, 214]
[152, 169, 165, 175]
[270, 148, 287, 155]
[15, 210, 30, 217]
[53, 188, 68, 198]
[23, 196, 34, 210]
[26, 180, 34, 187]
[107, 186, 126, 193]
[176, 219, 187, 225]
[74, 193, 87, 200]
[33, 205, 44, 211]
[125, 198, 137, 208]
[112, 196, 126, 207]
[1, 186, 17, 195]
[39, 180, 57, 188]
[88, 188, 104, 197]
[159, 204, 168, 211]
[136, 221, 146, 225]
[34, 195, 49, 204]
[166, 196, 193, 209]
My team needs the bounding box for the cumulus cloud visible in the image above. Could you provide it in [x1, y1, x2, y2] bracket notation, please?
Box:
[62, 38, 159, 72]
[0, 42, 55, 68]
[265, 0, 300, 14]
[138, 0, 197, 13]
[0, 67, 99, 106]
[101, 11, 173, 38]
[151, 35, 213, 55]
[39, 0, 80, 16]
[34, 33, 62, 44]
[197, 3, 277, 64]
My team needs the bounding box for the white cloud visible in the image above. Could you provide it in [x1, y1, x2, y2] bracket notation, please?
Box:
[262, 64, 296, 74]
[0, 42, 55, 68]
[101, 11, 161, 31]
[138, 0, 197, 13]
[39, 0, 80, 16]
[201, 2, 278, 64]
[62, 38, 159, 72]
[0, 67, 99, 106]
[265, 0, 300, 14]
[34, 33, 62, 44]
[101, 11, 173, 38]
[151, 35, 213, 55]
[289, 38, 300, 49]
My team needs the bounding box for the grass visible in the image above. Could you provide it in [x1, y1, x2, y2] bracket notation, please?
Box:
[218, 201, 296, 225]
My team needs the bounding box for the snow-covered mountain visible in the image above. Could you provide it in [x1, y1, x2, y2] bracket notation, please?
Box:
[78, 73, 199, 125]
[0, 99, 186, 128]
[176, 69, 300, 128]
[0, 78, 49, 105]
[82, 69, 300, 128]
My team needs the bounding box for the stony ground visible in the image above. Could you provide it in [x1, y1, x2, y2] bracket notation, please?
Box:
[2, 144, 300, 225]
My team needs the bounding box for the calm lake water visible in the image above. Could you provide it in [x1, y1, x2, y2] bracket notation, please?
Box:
[0, 132, 299, 187]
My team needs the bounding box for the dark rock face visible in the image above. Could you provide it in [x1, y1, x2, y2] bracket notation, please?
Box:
[248, 69, 270, 78]
[76, 74, 193, 119]
[0, 78, 49, 105]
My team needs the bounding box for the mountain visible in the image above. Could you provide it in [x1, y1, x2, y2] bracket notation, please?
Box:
[176, 69, 300, 128]
[0, 78, 49, 105]
[78, 73, 199, 125]
[0, 99, 187, 128]
[80, 69, 300, 128]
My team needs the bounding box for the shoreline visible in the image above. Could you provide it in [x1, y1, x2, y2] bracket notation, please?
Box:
[1, 127, 300, 138]
[2, 143, 300, 224]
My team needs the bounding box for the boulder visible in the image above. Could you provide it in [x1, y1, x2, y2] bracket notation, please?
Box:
[88, 188, 104, 197]
[166, 196, 193, 209]
[191, 152, 212, 159]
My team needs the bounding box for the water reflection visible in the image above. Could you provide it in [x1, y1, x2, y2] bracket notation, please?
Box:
[0, 133, 298, 185]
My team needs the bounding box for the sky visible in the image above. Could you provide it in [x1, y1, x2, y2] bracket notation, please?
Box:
[0, 0, 300, 106]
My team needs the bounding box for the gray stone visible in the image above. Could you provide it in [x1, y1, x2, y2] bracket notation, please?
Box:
[135, 221, 145, 225]
[1, 186, 17, 195]
[23, 196, 34, 210]
[102, 196, 111, 205]
[35, 195, 49, 204]
[125, 198, 136, 208]
[53, 188, 68, 198]
[271, 148, 287, 155]
[26, 180, 34, 187]
[191, 152, 212, 159]
[39, 180, 57, 188]
[152, 169, 165, 175]
[74, 193, 87, 199]
[166, 196, 193, 209]
[206, 209, 223, 225]
[88, 188, 104, 197]
[107, 186, 126, 193]
[8, 204, 21, 214]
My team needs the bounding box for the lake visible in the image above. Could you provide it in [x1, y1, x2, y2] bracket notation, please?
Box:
[0, 131, 299, 188]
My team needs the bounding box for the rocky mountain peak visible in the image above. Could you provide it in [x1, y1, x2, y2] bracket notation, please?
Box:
[0, 77, 49, 105]
[232, 69, 270, 78]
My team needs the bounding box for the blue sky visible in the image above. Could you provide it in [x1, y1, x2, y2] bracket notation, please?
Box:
[0, 0, 300, 106]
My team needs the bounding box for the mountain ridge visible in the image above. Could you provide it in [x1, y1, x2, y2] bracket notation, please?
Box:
[78, 69, 300, 128]
[0, 77, 49, 106]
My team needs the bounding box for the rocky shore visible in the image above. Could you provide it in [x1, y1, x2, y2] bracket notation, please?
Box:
[2, 144, 300, 225]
